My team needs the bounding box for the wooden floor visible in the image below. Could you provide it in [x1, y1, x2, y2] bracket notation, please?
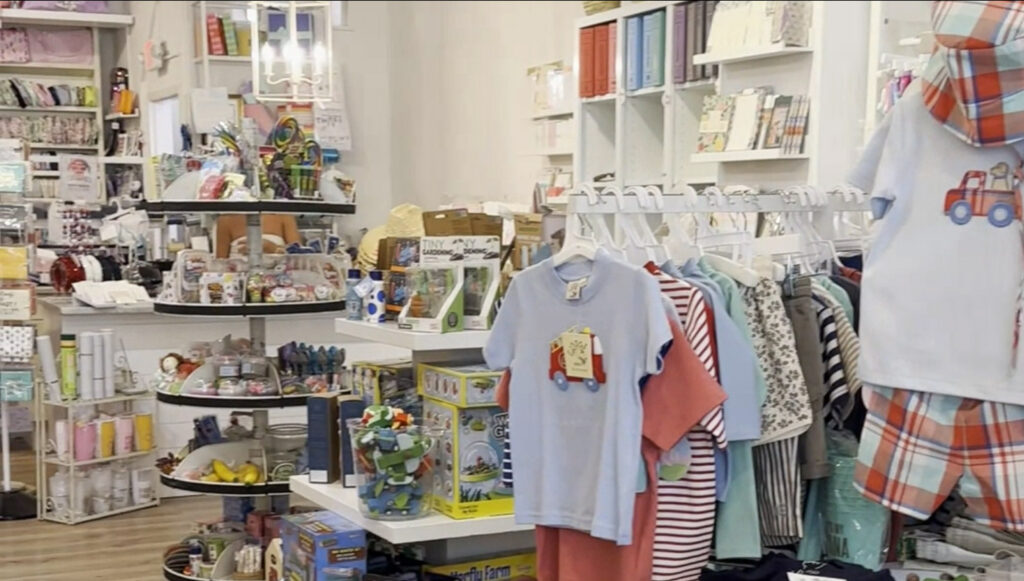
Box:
[1, 449, 221, 580]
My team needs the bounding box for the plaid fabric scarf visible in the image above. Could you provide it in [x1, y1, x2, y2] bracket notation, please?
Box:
[921, 0, 1024, 147]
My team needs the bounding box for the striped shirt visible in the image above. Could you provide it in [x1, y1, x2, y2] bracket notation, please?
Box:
[812, 291, 851, 428]
[646, 263, 725, 581]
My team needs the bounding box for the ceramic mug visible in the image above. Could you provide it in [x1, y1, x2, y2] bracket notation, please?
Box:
[45, 496, 70, 520]
[73, 421, 96, 462]
[92, 496, 110, 514]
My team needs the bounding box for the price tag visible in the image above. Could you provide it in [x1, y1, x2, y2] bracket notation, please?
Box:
[561, 331, 594, 379]
[0, 288, 32, 320]
[354, 277, 375, 298]
[565, 277, 588, 301]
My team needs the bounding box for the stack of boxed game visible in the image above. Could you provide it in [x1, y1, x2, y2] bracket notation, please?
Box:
[419, 362, 513, 519]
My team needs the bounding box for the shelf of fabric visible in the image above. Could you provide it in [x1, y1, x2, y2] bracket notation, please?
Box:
[0, 62, 95, 77]
[140, 200, 356, 216]
[290, 476, 532, 545]
[0, 8, 134, 28]
[160, 474, 289, 496]
[155, 391, 310, 409]
[334, 320, 490, 352]
[153, 299, 347, 317]
[29, 143, 100, 150]
[0, 105, 97, 113]
[43, 448, 155, 468]
[692, 44, 813, 66]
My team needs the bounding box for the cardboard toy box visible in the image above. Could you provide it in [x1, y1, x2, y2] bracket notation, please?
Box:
[348, 359, 419, 417]
[461, 235, 501, 330]
[423, 399, 513, 519]
[423, 552, 538, 581]
[398, 236, 464, 334]
[418, 363, 502, 407]
[280, 511, 367, 581]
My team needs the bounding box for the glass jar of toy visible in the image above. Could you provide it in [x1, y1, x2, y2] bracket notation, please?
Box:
[347, 409, 441, 521]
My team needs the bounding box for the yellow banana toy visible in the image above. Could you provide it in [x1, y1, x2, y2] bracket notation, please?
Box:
[211, 459, 238, 483]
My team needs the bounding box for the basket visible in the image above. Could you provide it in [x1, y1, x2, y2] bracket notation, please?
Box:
[582, 1, 620, 15]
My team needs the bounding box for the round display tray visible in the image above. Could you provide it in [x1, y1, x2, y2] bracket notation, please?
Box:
[159, 474, 290, 496]
[141, 199, 355, 215]
[156, 391, 311, 409]
[153, 300, 344, 317]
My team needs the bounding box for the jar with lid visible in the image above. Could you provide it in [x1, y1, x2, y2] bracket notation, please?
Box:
[241, 353, 268, 379]
[214, 353, 240, 381]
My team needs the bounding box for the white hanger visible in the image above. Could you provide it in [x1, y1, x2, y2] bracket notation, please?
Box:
[554, 212, 598, 266]
[662, 185, 702, 263]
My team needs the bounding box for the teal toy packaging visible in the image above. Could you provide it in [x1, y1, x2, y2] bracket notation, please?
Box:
[280, 511, 366, 581]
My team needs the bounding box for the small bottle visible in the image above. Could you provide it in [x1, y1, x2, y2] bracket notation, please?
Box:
[345, 269, 362, 321]
[363, 270, 385, 324]
[187, 540, 203, 575]
[59, 334, 77, 401]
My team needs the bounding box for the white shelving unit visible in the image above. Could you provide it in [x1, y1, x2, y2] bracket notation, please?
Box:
[191, 1, 254, 92]
[0, 8, 132, 28]
[293, 321, 535, 560]
[574, 0, 871, 193]
[290, 476, 532, 545]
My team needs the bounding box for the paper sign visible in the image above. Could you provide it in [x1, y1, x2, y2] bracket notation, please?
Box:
[314, 97, 352, 151]
[565, 277, 588, 301]
[354, 277, 375, 298]
[0, 288, 33, 320]
[562, 332, 594, 379]
[58, 155, 100, 202]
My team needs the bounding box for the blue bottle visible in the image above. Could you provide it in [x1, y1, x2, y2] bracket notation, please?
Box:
[345, 269, 362, 321]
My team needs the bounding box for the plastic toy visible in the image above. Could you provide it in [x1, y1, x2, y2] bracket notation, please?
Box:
[351, 406, 434, 519]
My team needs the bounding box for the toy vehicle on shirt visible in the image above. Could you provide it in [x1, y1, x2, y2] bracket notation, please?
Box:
[549, 328, 606, 392]
[944, 169, 1022, 228]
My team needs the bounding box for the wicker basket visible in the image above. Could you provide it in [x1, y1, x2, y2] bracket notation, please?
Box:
[582, 1, 620, 15]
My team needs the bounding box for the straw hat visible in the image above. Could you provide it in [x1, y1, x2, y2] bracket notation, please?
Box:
[385, 203, 425, 237]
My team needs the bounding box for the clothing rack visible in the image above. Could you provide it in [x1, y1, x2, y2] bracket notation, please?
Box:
[567, 185, 871, 214]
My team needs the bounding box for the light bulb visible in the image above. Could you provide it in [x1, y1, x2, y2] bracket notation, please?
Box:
[313, 42, 326, 75]
[261, 42, 275, 66]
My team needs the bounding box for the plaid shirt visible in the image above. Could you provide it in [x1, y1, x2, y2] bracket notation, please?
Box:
[921, 1, 1024, 147]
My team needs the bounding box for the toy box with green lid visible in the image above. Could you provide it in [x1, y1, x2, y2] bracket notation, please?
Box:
[417, 363, 501, 408]
[423, 399, 512, 519]
[398, 236, 463, 333]
[280, 510, 367, 581]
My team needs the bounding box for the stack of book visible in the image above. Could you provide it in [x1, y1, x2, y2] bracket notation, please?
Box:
[579, 22, 617, 98]
[705, 1, 810, 55]
[625, 10, 665, 92]
[203, 13, 252, 57]
[696, 89, 810, 155]
[673, 1, 719, 85]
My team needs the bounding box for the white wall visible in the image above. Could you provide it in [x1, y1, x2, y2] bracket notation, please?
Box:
[389, 1, 584, 210]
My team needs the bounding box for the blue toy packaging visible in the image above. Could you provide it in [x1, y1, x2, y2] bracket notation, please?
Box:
[280, 511, 367, 581]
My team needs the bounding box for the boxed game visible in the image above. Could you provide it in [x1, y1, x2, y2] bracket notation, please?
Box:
[423, 399, 513, 519]
[348, 360, 418, 418]
[461, 235, 501, 330]
[280, 511, 367, 581]
[398, 236, 464, 334]
[418, 363, 502, 408]
[385, 237, 420, 318]
[423, 552, 537, 581]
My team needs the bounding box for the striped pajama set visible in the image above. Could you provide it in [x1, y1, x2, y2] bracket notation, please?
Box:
[648, 266, 726, 581]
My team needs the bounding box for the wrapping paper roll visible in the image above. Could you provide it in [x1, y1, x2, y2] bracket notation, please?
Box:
[78, 332, 94, 401]
[36, 335, 60, 402]
[100, 330, 116, 398]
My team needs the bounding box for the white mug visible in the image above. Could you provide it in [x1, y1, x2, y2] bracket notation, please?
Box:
[92, 496, 110, 514]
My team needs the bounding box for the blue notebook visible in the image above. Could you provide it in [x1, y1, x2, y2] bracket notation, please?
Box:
[626, 16, 644, 92]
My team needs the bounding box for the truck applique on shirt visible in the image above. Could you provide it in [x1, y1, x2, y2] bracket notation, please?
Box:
[944, 163, 1023, 228]
[549, 328, 607, 392]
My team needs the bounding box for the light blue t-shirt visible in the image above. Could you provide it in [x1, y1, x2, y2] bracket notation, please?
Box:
[484, 250, 672, 545]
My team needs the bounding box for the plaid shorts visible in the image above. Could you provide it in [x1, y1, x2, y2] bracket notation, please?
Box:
[855, 385, 1024, 530]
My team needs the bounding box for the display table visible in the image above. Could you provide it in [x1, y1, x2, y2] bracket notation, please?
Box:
[291, 321, 536, 561]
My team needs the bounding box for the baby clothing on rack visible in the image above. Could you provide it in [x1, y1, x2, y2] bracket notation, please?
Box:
[484, 250, 672, 544]
[782, 278, 829, 480]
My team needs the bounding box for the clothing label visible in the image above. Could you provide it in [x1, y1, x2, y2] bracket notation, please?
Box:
[788, 573, 844, 581]
[561, 331, 594, 378]
[565, 277, 589, 300]
[354, 277, 375, 298]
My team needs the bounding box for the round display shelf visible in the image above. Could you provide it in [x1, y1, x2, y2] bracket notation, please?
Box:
[153, 300, 344, 317]
[140, 199, 355, 215]
[159, 474, 290, 496]
[155, 391, 311, 409]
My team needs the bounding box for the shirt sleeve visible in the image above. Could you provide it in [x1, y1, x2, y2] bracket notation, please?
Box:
[642, 317, 727, 451]
[483, 280, 521, 370]
[641, 274, 674, 376]
[846, 109, 893, 192]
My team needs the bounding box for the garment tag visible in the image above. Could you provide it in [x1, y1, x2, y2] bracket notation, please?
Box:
[354, 277, 375, 298]
[565, 277, 588, 300]
[788, 573, 844, 581]
[561, 331, 594, 379]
